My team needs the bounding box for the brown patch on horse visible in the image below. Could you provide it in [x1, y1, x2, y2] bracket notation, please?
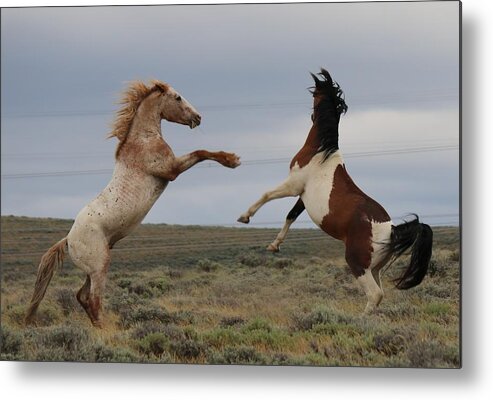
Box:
[320, 164, 390, 276]
[321, 164, 390, 241]
[108, 80, 170, 159]
[290, 125, 320, 169]
[344, 215, 373, 277]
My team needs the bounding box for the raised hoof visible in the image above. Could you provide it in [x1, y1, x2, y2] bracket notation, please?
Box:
[221, 152, 241, 168]
[266, 243, 280, 253]
[237, 215, 250, 224]
[228, 154, 241, 168]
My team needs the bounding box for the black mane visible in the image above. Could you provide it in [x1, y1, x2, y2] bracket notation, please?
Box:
[310, 68, 348, 162]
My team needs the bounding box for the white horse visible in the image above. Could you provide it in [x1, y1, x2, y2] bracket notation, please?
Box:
[26, 80, 241, 327]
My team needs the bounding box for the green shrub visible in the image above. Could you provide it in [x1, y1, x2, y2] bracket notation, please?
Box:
[209, 346, 266, 365]
[56, 288, 80, 316]
[219, 316, 245, 328]
[243, 329, 292, 351]
[291, 306, 356, 331]
[34, 306, 62, 326]
[169, 339, 205, 361]
[423, 302, 452, 318]
[0, 326, 24, 358]
[116, 278, 133, 289]
[203, 327, 243, 349]
[94, 344, 141, 363]
[270, 352, 294, 366]
[407, 340, 460, 368]
[238, 253, 265, 267]
[148, 277, 172, 293]
[27, 325, 96, 362]
[242, 317, 272, 333]
[197, 259, 222, 272]
[373, 333, 407, 356]
[41, 325, 91, 352]
[119, 306, 175, 329]
[132, 322, 185, 341]
[107, 290, 145, 314]
[268, 258, 293, 269]
[135, 332, 170, 358]
[116, 277, 171, 299]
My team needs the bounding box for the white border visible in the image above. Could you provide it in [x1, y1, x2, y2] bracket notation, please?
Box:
[2, 0, 491, 399]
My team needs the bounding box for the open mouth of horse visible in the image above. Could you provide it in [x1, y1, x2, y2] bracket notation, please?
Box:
[189, 116, 201, 129]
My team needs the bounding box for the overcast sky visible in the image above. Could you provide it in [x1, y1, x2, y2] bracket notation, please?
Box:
[1, 1, 460, 227]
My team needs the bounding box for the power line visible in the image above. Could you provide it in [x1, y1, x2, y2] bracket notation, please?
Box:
[2, 89, 458, 119]
[1, 137, 458, 159]
[1, 144, 458, 180]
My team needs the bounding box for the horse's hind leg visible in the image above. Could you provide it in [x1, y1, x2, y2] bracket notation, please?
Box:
[69, 232, 110, 328]
[345, 220, 383, 314]
[86, 269, 108, 328]
[267, 198, 305, 252]
[76, 275, 92, 318]
[357, 269, 384, 314]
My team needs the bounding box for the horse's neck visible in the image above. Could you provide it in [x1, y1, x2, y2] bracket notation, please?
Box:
[290, 124, 321, 168]
[129, 97, 162, 140]
[303, 124, 321, 150]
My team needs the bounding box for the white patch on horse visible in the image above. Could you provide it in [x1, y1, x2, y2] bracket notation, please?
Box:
[357, 268, 384, 314]
[301, 150, 344, 226]
[369, 220, 392, 269]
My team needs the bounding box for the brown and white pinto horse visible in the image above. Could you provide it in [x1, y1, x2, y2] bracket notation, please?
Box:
[25, 80, 241, 327]
[238, 69, 433, 313]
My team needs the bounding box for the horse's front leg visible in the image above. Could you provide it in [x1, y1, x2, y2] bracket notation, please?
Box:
[237, 176, 304, 224]
[171, 150, 241, 178]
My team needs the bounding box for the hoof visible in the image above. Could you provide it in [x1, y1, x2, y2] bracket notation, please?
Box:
[237, 215, 250, 224]
[91, 319, 103, 329]
[229, 154, 241, 168]
[222, 153, 241, 168]
[266, 243, 280, 253]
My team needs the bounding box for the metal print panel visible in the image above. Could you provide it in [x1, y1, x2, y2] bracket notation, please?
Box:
[1, 1, 460, 367]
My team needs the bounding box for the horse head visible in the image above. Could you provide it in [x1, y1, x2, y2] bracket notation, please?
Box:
[152, 81, 202, 129]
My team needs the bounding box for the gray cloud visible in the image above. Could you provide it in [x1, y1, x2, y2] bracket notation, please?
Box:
[1, 2, 460, 227]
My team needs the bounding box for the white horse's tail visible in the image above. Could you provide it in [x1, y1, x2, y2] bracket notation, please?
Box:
[25, 237, 68, 325]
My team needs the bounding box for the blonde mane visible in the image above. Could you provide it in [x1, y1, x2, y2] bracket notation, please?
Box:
[108, 80, 169, 157]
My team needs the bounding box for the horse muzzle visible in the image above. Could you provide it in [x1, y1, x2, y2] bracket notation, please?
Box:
[189, 115, 201, 129]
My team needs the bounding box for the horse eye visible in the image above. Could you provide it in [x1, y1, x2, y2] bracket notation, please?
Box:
[176, 96, 182, 102]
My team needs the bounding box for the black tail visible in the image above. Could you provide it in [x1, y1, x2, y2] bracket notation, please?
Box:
[388, 215, 433, 290]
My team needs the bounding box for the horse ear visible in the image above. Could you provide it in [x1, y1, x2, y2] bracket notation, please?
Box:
[151, 80, 169, 93]
[319, 68, 333, 85]
[310, 72, 321, 88]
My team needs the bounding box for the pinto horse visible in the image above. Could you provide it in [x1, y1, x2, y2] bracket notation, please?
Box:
[238, 69, 433, 313]
[25, 80, 241, 327]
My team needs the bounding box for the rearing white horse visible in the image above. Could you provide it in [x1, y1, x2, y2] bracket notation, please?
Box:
[25, 80, 241, 327]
